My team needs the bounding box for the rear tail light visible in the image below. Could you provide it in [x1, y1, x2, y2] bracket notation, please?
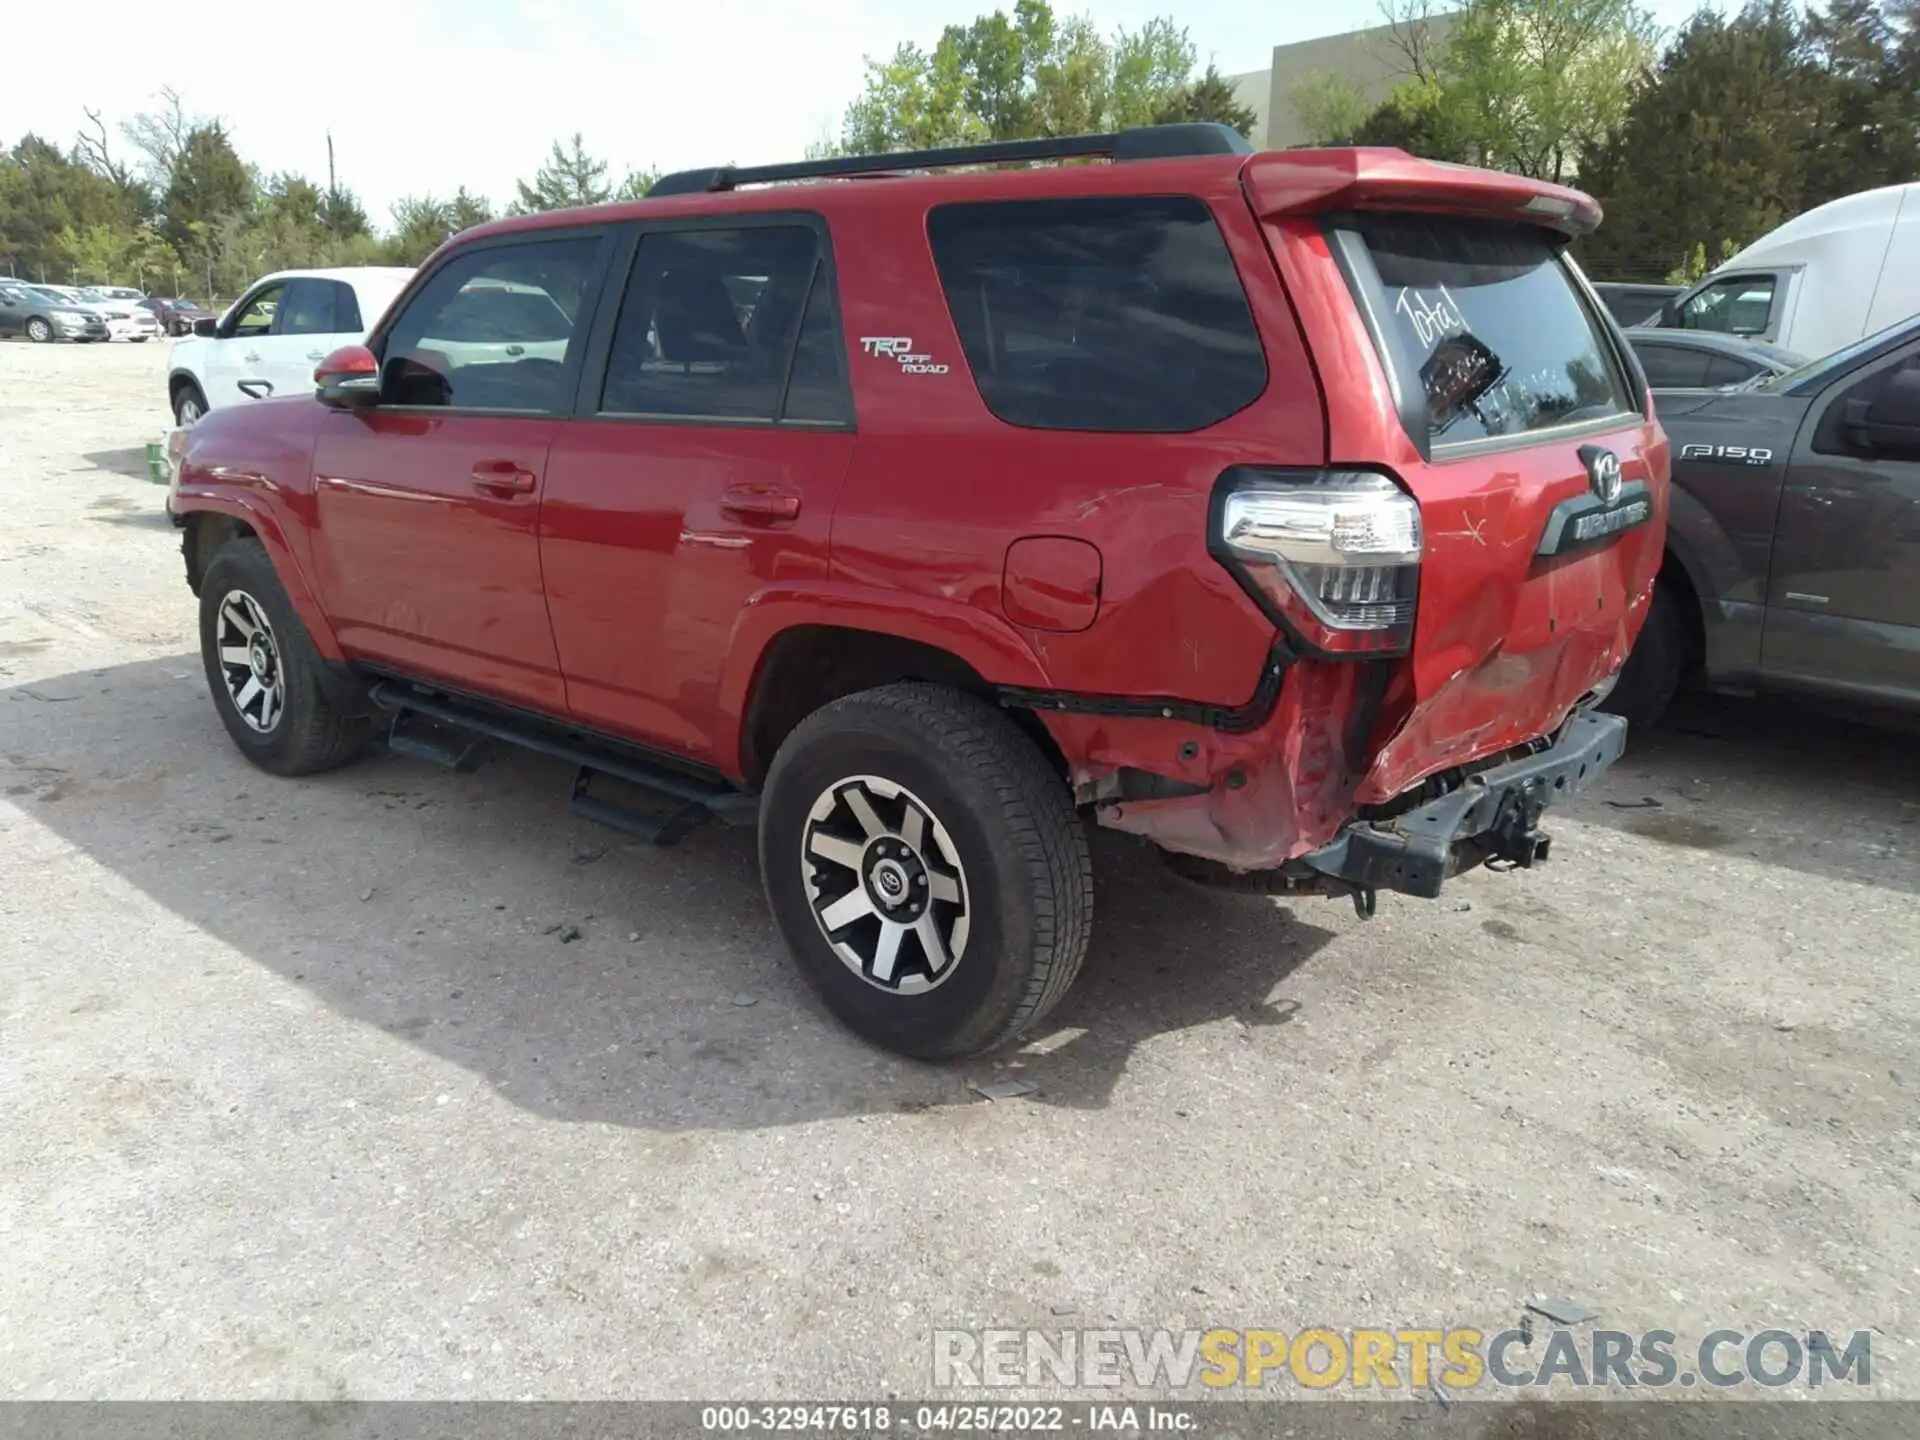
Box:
[1212, 467, 1423, 656]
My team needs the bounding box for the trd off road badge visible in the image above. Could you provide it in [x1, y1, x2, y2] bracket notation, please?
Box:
[860, 336, 949, 375]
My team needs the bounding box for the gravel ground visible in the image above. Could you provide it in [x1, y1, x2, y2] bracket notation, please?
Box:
[1, 340, 1916, 1408]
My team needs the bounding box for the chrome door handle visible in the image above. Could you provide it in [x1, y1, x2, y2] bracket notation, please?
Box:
[307, 350, 326, 362]
[243, 351, 262, 363]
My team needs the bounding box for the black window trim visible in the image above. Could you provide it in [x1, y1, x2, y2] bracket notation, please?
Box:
[366, 226, 618, 419]
[570, 208, 856, 433]
[925, 191, 1271, 435]
[1327, 215, 1644, 463]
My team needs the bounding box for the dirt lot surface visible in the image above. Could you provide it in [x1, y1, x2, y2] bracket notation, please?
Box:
[2, 340, 1917, 1409]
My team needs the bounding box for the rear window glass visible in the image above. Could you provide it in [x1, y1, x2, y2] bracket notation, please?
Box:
[927, 196, 1266, 432]
[1338, 217, 1635, 447]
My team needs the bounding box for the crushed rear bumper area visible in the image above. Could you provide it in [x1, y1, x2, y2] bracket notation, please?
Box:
[1299, 710, 1628, 900]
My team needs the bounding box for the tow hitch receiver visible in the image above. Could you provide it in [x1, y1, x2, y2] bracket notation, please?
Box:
[1300, 711, 1626, 900]
[1484, 778, 1553, 870]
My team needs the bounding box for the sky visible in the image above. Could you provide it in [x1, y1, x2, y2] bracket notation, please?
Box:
[4, 0, 1723, 224]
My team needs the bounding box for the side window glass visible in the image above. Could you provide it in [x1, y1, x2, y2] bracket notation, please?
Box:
[1703, 353, 1757, 387]
[1633, 343, 1706, 389]
[1681, 277, 1775, 336]
[600, 225, 821, 421]
[326, 280, 362, 334]
[230, 285, 283, 338]
[278, 279, 337, 336]
[783, 268, 853, 424]
[382, 237, 601, 411]
[1813, 350, 1920, 457]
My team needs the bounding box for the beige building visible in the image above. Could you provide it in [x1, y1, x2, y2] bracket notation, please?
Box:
[1230, 12, 1461, 151]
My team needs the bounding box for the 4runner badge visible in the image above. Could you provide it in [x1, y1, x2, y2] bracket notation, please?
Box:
[860, 336, 950, 375]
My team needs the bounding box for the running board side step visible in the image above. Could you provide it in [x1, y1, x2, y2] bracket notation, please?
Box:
[367, 680, 758, 846]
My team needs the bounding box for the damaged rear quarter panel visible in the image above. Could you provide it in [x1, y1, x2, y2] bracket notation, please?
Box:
[1039, 659, 1378, 870]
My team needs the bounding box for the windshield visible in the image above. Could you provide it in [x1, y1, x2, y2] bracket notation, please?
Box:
[1751, 315, 1920, 393]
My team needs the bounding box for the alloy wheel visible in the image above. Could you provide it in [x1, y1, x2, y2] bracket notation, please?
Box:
[801, 775, 970, 995]
[213, 589, 285, 733]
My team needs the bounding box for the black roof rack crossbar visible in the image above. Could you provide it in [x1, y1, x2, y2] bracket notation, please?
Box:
[648, 123, 1253, 198]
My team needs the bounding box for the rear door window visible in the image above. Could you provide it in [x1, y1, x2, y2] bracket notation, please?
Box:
[599, 223, 845, 423]
[927, 196, 1266, 432]
[1336, 216, 1636, 449]
[279, 278, 362, 336]
[1632, 340, 1710, 389]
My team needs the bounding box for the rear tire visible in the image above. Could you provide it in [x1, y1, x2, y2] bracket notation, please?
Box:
[1606, 578, 1688, 728]
[198, 538, 370, 776]
[760, 683, 1092, 1060]
[173, 381, 208, 426]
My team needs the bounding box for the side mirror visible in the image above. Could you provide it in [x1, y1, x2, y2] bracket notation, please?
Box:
[1847, 368, 1920, 459]
[315, 345, 381, 410]
[192, 316, 218, 338]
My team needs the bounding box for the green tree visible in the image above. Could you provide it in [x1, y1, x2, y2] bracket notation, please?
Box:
[1153, 64, 1260, 136]
[319, 185, 371, 240]
[841, 41, 982, 151]
[162, 123, 254, 253]
[1290, 71, 1375, 145]
[448, 186, 495, 231]
[833, 2, 1204, 151]
[1577, 0, 1827, 281]
[0, 134, 139, 281]
[1109, 17, 1196, 127]
[1801, 0, 1920, 205]
[387, 195, 457, 264]
[513, 133, 611, 213]
[614, 170, 659, 201]
[1432, 0, 1659, 181]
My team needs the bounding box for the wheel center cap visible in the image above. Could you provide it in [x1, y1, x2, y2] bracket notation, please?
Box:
[249, 638, 272, 680]
[871, 858, 908, 901]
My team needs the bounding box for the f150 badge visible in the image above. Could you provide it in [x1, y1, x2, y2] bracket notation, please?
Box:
[860, 336, 949, 375]
[1678, 443, 1773, 465]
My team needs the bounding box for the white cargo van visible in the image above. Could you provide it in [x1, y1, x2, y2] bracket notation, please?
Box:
[1651, 182, 1919, 359]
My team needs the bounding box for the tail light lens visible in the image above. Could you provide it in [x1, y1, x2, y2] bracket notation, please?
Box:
[1213, 467, 1423, 656]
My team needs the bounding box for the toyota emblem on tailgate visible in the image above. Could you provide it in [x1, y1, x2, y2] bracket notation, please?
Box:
[1580, 445, 1623, 504]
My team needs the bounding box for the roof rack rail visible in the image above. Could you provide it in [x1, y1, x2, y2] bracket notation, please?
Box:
[648, 123, 1253, 198]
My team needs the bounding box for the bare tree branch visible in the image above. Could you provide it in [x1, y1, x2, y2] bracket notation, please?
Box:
[121, 86, 197, 184]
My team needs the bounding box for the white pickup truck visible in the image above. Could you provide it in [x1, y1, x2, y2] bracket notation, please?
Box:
[167, 267, 414, 424]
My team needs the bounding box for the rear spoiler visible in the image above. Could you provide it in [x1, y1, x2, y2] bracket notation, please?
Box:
[1241, 148, 1602, 238]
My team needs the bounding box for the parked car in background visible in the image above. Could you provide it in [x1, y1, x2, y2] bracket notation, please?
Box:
[1625, 328, 1803, 391]
[0, 283, 109, 342]
[1593, 281, 1681, 328]
[1643, 182, 1919, 360]
[142, 297, 212, 336]
[1608, 313, 1920, 724]
[77, 287, 163, 341]
[167, 267, 414, 423]
[169, 126, 1667, 1058]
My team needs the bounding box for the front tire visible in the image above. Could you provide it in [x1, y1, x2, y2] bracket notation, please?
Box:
[199, 538, 369, 776]
[26, 317, 53, 343]
[760, 684, 1092, 1059]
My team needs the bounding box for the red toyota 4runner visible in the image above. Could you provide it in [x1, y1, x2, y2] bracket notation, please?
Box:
[172, 124, 1668, 1058]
